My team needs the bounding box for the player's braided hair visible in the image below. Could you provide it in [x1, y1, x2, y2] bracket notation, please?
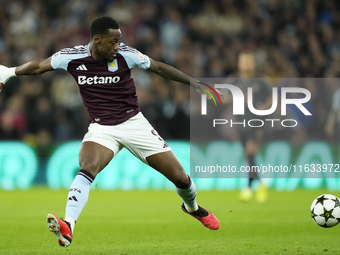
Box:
[90, 16, 119, 38]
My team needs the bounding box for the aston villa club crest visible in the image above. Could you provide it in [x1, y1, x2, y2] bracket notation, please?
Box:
[108, 59, 118, 72]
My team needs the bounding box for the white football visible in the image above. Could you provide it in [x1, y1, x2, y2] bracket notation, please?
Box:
[311, 194, 340, 228]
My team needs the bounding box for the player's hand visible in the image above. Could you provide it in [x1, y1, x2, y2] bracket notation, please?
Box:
[193, 80, 226, 100]
[0, 65, 17, 92]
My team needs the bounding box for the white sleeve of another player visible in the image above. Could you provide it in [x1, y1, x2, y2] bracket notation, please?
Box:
[118, 45, 151, 70]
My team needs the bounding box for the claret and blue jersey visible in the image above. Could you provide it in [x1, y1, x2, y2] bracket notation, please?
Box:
[51, 43, 151, 125]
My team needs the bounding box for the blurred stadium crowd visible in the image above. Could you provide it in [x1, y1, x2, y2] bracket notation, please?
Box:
[1, 0, 340, 153]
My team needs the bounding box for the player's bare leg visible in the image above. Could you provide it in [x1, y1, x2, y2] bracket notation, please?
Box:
[146, 150, 219, 230]
[47, 141, 113, 247]
[147, 150, 188, 188]
[78, 141, 114, 177]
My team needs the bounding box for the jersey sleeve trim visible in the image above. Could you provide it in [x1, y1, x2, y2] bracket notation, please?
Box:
[51, 45, 91, 70]
[118, 43, 151, 70]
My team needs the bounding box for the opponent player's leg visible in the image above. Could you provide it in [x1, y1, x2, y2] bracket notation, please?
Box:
[241, 138, 267, 203]
[146, 150, 219, 230]
[47, 141, 113, 247]
[239, 134, 254, 201]
[245, 139, 260, 187]
[246, 139, 268, 203]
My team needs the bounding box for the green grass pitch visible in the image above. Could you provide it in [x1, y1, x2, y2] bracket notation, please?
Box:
[0, 187, 339, 254]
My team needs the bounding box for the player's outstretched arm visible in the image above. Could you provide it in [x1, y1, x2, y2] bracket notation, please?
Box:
[0, 57, 53, 92]
[15, 57, 54, 76]
[147, 58, 225, 99]
[148, 58, 191, 85]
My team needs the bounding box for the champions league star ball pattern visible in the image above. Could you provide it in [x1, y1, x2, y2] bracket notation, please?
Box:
[310, 194, 340, 228]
